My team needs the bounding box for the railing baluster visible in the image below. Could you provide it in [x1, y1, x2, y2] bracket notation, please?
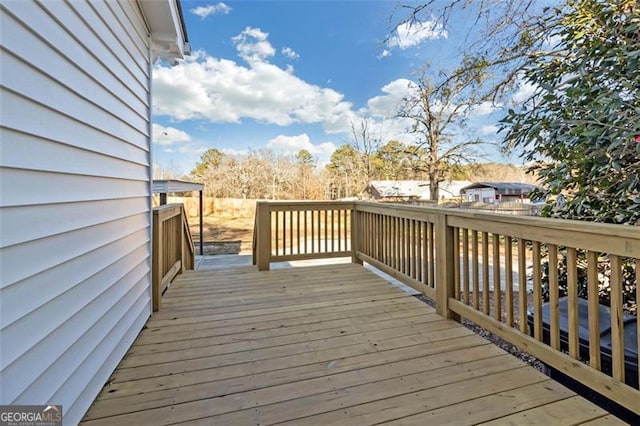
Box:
[567, 247, 579, 359]
[404, 218, 410, 275]
[275, 210, 280, 256]
[422, 221, 428, 286]
[318, 209, 322, 253]
[587, 250, 601, 370]
[428, 222, 435, 289]
[532, 240, 543, 341]
[462, 229, 470, 305]
[416, 220, 423, 283]
[518, 238, 527, 334]
[454, 227, 460, 300]
[412, 219, 420, 281]
[338, 210, 342, 252]
[482, 231, 490, 315]
[297, 210, 301, 255]
[493, 233, 501, 320]
[331, 209, 335, 253]
[289, 211, 294, 254]
[472, 230, 479, 310]
[303, 210, 308, 254]
[549, 243, 560, 350]
[505, 236, 513, 327]
[610, 254, 625, 382]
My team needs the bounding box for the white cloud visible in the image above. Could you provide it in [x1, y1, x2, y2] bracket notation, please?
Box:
[221, 148, 249, 157]
[480, 124, 499, 135]
[377, 49, 391, 60]
[367, 79, 415, 117]
[191, 3, 231, 18]
[468, 101, 502, 117]
[232, 27, 276, 63]
[153, 50, 353, 127]
[152, 124, 191, 145]
[512, 81, 538, 105]
[281, 47, 299, 59]
[178, 145, 208, 154]
[267, 134, 337, 159]
[388, 20, 447, 50]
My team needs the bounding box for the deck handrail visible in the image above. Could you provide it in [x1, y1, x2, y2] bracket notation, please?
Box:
[253, 200, 640, 415]
[152, 203, 195, 311]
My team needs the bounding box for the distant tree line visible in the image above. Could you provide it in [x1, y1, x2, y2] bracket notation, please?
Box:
[185, 144, 534, 200]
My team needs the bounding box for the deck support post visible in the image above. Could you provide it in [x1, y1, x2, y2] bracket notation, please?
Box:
[350, 203, 363, 265]
[256, 201, 272, 270]
[435, 213, 459, 321]
[152, 208, 162, 312]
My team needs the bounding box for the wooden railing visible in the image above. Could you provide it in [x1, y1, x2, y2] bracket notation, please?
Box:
[253, 201, 352, 270]
[253, 200, 640, 415]
[152, 203, 195, 311]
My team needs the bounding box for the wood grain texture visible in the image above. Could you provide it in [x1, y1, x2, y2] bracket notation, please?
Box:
[82, 263, 620, 425]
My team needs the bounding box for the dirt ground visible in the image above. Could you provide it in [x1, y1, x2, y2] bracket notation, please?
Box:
[188, 215, 255, 254]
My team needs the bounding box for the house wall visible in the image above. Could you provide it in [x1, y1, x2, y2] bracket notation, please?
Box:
[464, 188, 497, 203]
[0, 1, 153, 423]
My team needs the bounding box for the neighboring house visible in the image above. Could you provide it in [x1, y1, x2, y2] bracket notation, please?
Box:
[439, 180, 472, 199]
[0, 1, 188, 424]
[362, 180, 471, 202]
[460, 182, 541, 204]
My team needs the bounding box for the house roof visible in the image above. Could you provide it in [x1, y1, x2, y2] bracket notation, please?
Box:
[460, 182, 541, 196]
[139, 0, 190, 59]
[153, 179, 203, 194]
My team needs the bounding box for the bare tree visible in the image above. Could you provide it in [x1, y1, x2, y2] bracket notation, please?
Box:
[390, 1, 563, 103]
[349, 119, 381, 183]
[398, 67, 489, 200]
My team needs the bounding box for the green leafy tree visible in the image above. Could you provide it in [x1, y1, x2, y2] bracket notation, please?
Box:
[501, 0, 639, 314]
[374, 140, 427, 180]
[326, 144, 366, 198]
[501, 0, 640, 225]
[191, 148, 226, 178]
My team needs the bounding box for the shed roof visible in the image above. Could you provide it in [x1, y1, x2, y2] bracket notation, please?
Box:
[364, 180, 472, 199]
[460, 182, 540, 196]
[153, 179, 203, 193]
[365, 180, 430, 198]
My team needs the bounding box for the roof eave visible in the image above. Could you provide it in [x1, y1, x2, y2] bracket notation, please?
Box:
[139, 0, 190, 60]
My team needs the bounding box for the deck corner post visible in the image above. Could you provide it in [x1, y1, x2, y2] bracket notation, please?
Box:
[350, 203, 363, 265]
[152, 208, 162, 312]
[435, 213, 459, 321]
[255, 201, 272, 270]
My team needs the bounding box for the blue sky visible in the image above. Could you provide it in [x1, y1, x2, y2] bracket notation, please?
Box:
[152, 1, 530, 176]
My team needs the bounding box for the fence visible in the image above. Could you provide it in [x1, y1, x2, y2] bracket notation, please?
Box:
[253, 200, 640, 415]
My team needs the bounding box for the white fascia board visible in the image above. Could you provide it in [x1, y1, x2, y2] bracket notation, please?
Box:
[138, 0, 190, 60]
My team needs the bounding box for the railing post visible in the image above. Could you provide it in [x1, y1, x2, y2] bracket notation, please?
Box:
[152, 209, 162, 312]
[179, 205, 185, 274]
[350, 203, 363, 265]
[255, 201, 272, 270]
[435, 213, 459, 321]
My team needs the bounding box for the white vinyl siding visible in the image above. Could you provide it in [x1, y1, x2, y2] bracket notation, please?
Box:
[0, 1, 154, 424]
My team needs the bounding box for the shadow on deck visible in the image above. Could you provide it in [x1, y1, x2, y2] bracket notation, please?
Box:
[82, 261, 623, 425]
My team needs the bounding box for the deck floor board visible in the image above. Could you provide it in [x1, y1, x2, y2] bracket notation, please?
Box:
[82, 263, 623, 425]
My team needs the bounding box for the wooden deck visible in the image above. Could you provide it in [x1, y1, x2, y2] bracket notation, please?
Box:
[82, 263, 623, 425]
